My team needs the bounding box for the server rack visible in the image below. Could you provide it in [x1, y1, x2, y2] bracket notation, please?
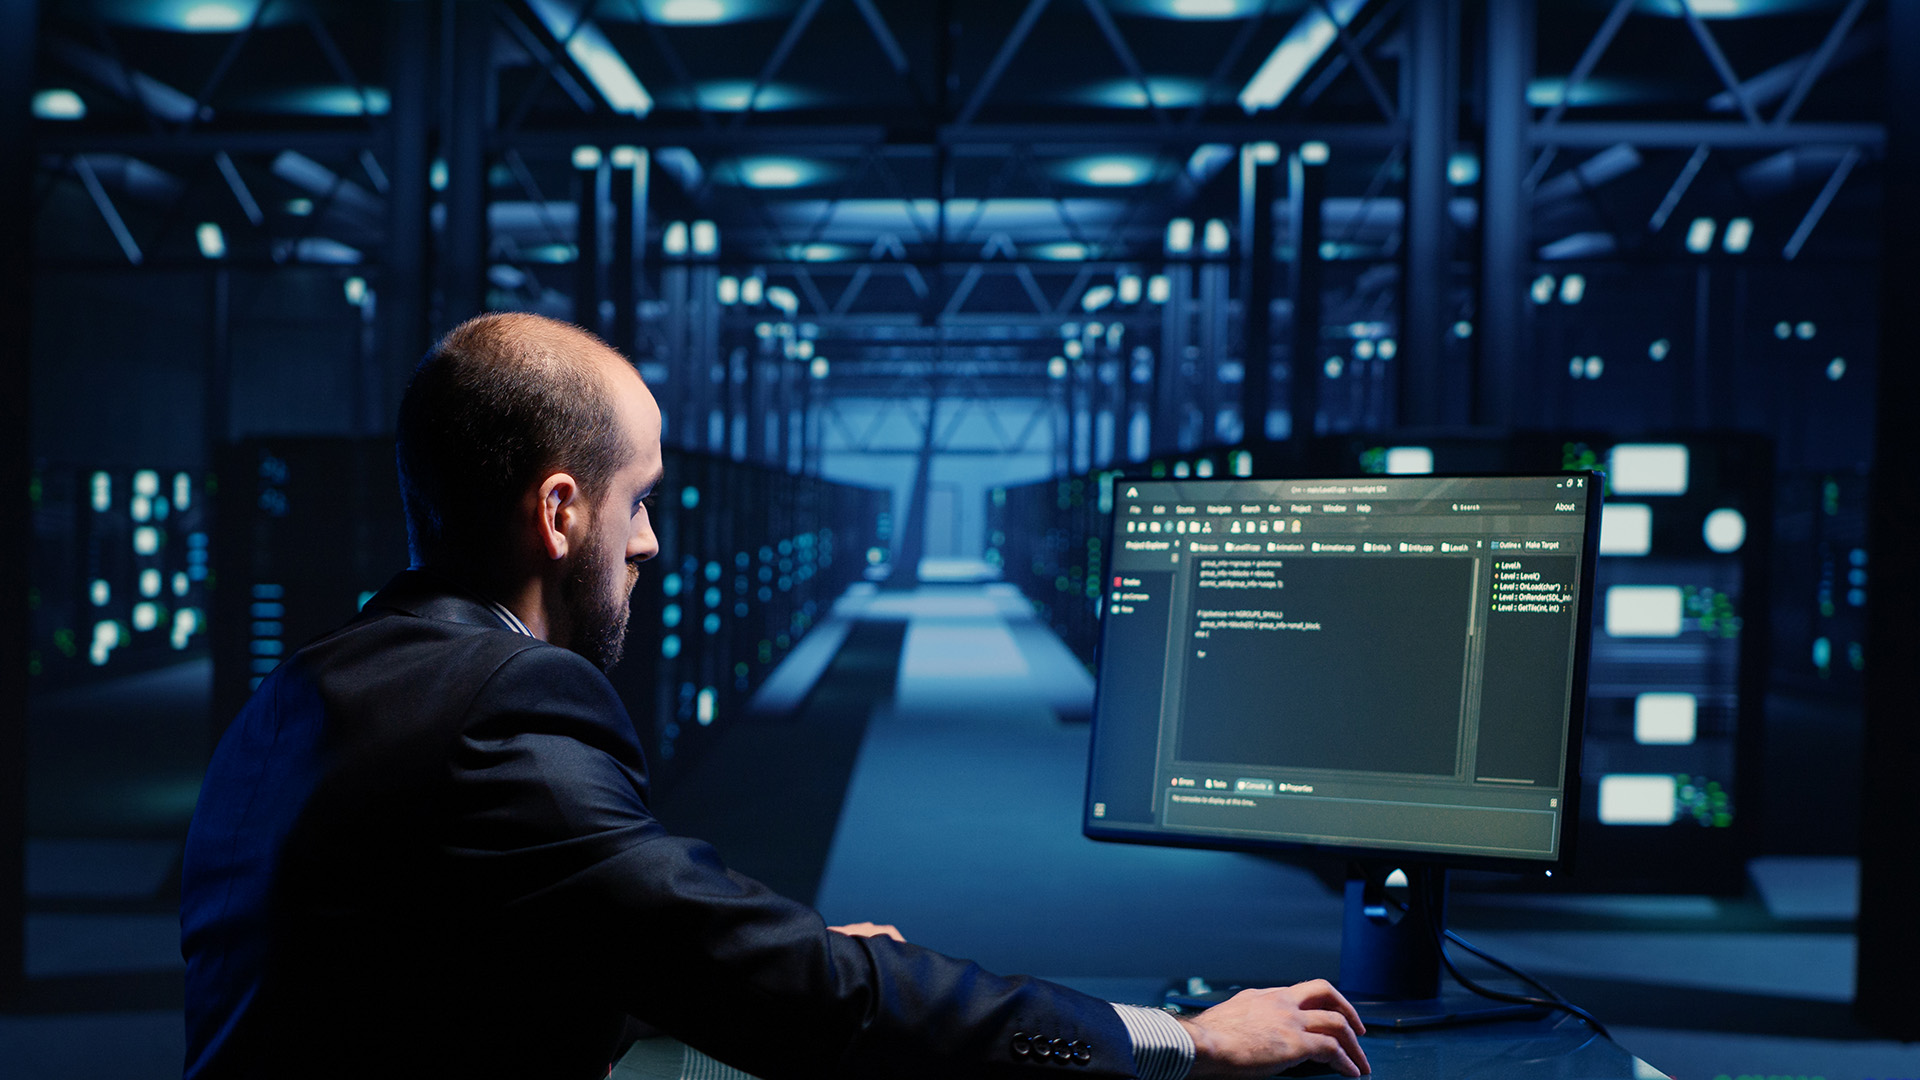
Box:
[210, 438, 886, 793]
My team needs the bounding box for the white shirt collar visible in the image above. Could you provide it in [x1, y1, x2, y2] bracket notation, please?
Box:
[487, 600, 535, 638]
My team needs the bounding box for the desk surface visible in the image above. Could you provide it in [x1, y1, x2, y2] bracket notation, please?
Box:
[614, 1012, 1666, 1080]
[1349, 1012, 1660, 1078]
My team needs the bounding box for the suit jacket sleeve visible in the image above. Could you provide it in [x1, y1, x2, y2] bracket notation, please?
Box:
[439, 643, 1137, 1080]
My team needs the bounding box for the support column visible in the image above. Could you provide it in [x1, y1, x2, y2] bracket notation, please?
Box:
[438, 0, 490, 330]
[0, 0, 40, 1010]
[1288, 150, 1326, 441]
[1243, 154, 1279, 444]
[610, 155, 639, 357]
[1401, 0, 1458, 426]
[575, 154, 605, 334]
[662, 252, 691, 448]
[692, 264, 720, 450]
[1198, 260, 1230, 445]
[1155, 264, 1192, 453]
[1121, 338, 1147, 462]
[383, 0, 431, 405]
[207, 269, 232, 446]
[1856, 0, 1920, 1041]
[894, 391, 940, 579]
[1476, 0, 1531, 428]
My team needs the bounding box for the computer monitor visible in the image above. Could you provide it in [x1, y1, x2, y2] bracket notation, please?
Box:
[1083, 473, 1601, 1008]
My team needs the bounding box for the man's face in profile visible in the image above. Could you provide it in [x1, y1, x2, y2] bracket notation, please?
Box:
[561, 520, 636, 671]
[561, 361, 664, 671]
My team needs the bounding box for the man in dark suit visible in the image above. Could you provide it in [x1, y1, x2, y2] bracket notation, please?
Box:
[180, 313, 1369, 1079]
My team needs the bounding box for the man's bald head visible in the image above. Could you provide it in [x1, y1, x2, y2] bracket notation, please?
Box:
[396, 312, 636, 570]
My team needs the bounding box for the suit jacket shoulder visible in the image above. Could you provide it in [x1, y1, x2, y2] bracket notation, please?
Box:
[183, 570, 1134, 1080]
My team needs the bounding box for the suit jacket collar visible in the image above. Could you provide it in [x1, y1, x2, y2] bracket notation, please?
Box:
[366, 569, 526, 635]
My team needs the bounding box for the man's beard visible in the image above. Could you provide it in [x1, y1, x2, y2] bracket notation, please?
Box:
[561, 530, 640, 672]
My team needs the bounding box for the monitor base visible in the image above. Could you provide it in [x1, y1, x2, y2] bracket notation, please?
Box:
[1349, 987, 1548, 1030]
[1162, 865, 1551, 1032]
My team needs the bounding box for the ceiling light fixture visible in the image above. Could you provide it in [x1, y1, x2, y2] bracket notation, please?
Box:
[181, 2, 249, 31]
[1169, 0, 1239, 17]
[1239, 0, 1366, 113]
[1080, 158, 1146, 186]
[743, 160, 807, 188]
[32, 89, 86, 119]
[659, 0, 727, 23]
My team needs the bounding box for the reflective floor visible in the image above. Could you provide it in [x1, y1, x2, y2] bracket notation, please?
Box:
[5, 582, 1916, 1079]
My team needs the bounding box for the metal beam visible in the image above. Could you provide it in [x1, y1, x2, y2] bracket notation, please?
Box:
[1648, 145, 1708, 233]
[1313, 0, 1398, 120]
[731, 0, 828, 128]
[940, 264, 985, 318]
[1679, 0, 1762, 126]
[34, 121, 1417, 156]
[1530, 122, 1883, 148]
[303, 10, 380, 121]
[495, 1, 597, 115]
[954, 0, 1053, 129]
[500, 0, 606, 130]
[1014, 264, 1053, 313]
[1537, 0, 1633, 130]
[1776, 0, 1870, 125]
[71, 155, 142, 264]
[849, 0, 912, 78]
[1782, 146, 1859, 260]
[832, 265, 872, 315]
[1079, 0, 1170, 128]
[792, 266, 833, 315]
[516, 121, 1413, 150]
[214, 151, 265, 226]
[1185, 2, 1278, 125]
[183, 0, 270, 130]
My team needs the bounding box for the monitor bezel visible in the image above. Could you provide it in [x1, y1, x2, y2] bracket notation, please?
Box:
[1081, 470, 1604, 876]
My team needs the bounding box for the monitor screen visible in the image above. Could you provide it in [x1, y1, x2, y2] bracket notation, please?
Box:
[1084, 473, 1601, 870]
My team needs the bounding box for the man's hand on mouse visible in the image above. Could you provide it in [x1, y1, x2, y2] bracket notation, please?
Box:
[1177, 980, 1370, 1079]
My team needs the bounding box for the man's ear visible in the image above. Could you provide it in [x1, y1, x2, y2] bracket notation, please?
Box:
[535, 471, 584, 561]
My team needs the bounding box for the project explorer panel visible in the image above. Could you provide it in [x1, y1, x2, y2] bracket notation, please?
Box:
[1086, 475, 1595, 862]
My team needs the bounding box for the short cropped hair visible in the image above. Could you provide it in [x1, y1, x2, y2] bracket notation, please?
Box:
[396, 312, 631, 567]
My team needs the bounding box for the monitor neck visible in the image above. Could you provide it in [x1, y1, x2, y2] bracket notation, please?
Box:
[1338, 862, 1447, 1002]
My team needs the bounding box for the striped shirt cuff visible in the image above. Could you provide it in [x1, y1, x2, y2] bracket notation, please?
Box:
[1111, 1003, 1195, 1080]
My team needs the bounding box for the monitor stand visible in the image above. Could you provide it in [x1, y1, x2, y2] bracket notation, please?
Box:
[1164, 863, 1546, 1030]
[1338, 862, 1544, 1029]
